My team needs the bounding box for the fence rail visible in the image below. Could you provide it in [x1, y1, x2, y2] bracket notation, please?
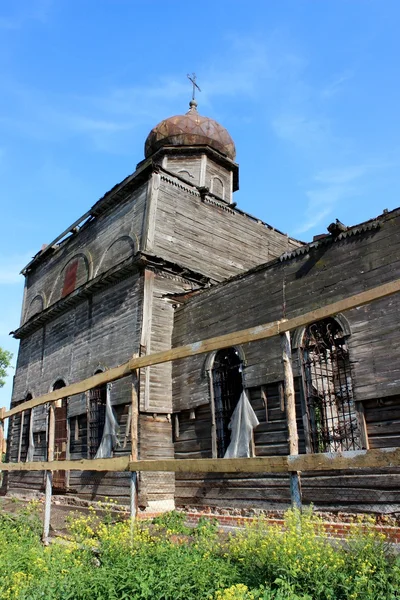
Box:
[3, 278, 400, 419]
[2, 277, 400, 542]
[1, 447, 400, 473]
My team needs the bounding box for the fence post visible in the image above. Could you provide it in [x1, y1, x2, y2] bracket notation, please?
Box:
[0, 408, 5, 490]
[42, 403, 55, 543]
[0, 407, 5, 458]
[130, 359, 139, 522]
[281, 332, 302, 510]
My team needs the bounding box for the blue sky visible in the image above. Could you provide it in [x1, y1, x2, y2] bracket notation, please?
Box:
[1, 0, 400, 406]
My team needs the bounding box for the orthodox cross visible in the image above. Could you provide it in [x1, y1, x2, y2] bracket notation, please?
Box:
[187, 73, 201, 101]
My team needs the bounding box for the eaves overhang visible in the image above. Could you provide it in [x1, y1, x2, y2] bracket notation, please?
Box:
[279, 220, 381, 262]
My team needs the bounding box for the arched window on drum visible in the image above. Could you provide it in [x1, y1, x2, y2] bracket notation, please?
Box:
[300, 318, 362, 453]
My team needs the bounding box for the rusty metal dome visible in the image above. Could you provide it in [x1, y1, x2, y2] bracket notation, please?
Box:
[145, 100, 236, 160]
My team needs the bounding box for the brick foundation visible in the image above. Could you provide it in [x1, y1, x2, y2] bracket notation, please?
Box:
[137, 510, 400, 543]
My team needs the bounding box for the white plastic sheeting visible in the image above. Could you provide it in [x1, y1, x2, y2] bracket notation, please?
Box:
[26, 410, 35, 462]
[224, 390, 259, 458]
[95, 384, 120, 459]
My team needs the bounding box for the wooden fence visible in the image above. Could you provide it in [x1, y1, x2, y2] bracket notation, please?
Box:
[1, 278, 400, 541]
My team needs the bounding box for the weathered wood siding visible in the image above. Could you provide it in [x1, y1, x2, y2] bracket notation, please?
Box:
[163, 155, 203, 187]
[172, 209, 400, 512]
[175, 386, 294, 510]
[138, 414, 175, 508]
[205, 158, 231, 201]
[7, 273, 144, 496]
[173, 209, 400, 410]
[175, 386, 400, 513]
[148, 171, 300, 283]
[140, 271, 197, 413]
[22, 182, 147, 323]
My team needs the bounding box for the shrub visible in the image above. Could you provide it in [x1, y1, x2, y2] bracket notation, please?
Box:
[0, 505, 398, 599]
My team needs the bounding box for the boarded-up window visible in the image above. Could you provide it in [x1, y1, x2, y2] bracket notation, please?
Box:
[61, 259, 79, 298]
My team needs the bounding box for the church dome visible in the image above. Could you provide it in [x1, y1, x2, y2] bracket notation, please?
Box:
[144, 100, 236, 161]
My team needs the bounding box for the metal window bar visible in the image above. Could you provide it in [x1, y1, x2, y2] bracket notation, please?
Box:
[88, 387, 106, 459]
[301, 318, 361, 453]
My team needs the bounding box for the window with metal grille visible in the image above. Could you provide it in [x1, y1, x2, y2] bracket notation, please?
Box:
[212, 348, 243, 458]
[88, 385, 106, 458]
[300, 318, 361, 453]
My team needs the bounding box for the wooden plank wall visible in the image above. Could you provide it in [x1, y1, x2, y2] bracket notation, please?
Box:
[174, 386, 400, 513]
[150, 173, 300, 284]
[138, 414, 175, 508]
[163, 155, 203, 187]
[67, 404, 132, 503]
[172, 210, 400, 409]
[175, 387, 293, 510]
[12, 274, 143, 413]
[141, 271, 197, 413]
[7, 273, 144, 499]
[205, 159, 231, 199]
[364, 394, 400, 449]
[172, 209, 400, 512]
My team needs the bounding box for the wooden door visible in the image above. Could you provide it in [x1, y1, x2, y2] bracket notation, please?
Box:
[53, 399, 68, 492]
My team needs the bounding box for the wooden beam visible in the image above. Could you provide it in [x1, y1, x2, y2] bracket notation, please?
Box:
[206, 369, 218, 458]
[281, 333, 298, 455]
[4, 278, 400, 420]
[43, 403, 55, 543]
[1, 447, 400, 473]
[0, 407, 5, 458]
[0, 455, 131, 472]
[130, 356, 139, 461]
[17, 410, 25, 463]
[48, 404, 55, 462]
[356, 401, 370, 450]
[281, 332, 302, 509]
[261, 386, 268, 423]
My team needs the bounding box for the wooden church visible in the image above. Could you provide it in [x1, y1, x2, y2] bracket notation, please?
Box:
[5, 93, 400, 514]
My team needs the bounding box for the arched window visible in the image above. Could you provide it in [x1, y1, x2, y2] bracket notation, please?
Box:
[211, 348, 243, 457]
[88, 372, 107, 459]
[211, 176, 225, 200]
[300, 318, 361, 453]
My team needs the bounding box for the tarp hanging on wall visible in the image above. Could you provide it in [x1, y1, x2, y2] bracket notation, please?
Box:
[224, 390, 259, 458]
[94, 384, 120, 459]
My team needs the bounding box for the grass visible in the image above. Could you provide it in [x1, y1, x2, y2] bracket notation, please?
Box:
[0, 503, 398, 599]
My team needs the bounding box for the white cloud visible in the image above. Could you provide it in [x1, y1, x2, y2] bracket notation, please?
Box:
[295, 185, 351, 234]
[0, 35, 305, 151]
[294, 164, 375, 234]
[313, 165, 369, 185]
